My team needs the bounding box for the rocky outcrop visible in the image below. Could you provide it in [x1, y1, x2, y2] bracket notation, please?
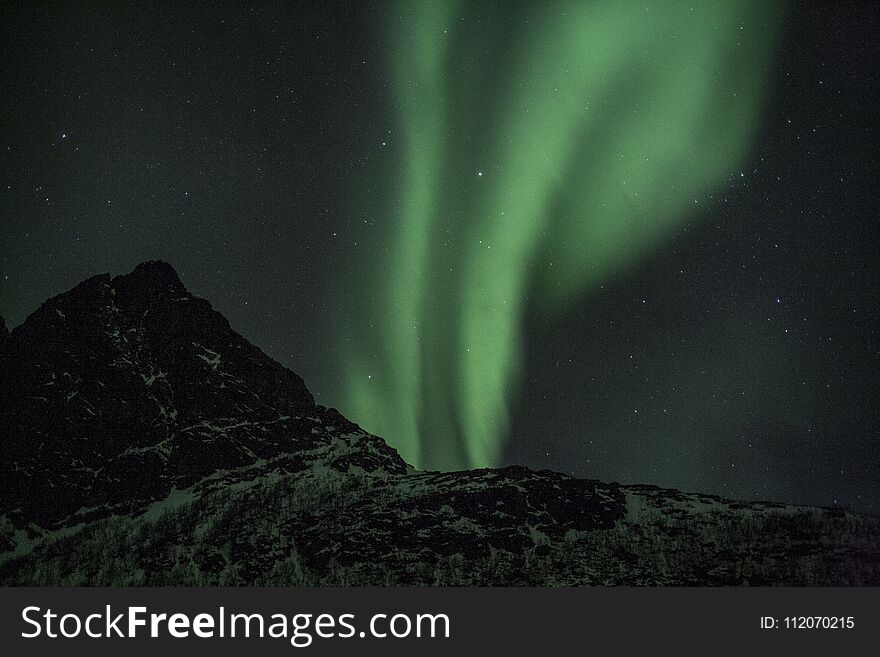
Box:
[0, 261, 403, 530]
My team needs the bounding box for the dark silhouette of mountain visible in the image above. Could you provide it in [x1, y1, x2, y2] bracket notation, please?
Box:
[0, 261, 402, 531]
[1, 262, 877, 585]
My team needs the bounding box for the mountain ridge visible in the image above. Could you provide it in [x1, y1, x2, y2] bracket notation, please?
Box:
[0, 260, 403, 531]
[1, 262, 877, 585]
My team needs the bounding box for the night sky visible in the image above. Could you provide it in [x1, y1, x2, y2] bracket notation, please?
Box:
[1, 1, 877, 512]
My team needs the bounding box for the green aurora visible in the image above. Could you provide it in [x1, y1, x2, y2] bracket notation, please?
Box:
[339, 0, 782, 470]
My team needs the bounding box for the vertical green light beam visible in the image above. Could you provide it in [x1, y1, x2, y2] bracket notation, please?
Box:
[342, 1, 459, 465]
[341, 0, 781, 471]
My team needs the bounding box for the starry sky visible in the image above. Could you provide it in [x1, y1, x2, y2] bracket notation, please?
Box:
[1, 1, 878, 512]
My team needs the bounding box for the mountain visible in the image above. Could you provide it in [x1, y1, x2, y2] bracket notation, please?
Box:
[0, 261, 403, 531]
[1, 262, 877, 585]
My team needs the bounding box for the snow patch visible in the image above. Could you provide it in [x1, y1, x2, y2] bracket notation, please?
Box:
[193, 343, 221, 370]
[140, 370, 167, 386]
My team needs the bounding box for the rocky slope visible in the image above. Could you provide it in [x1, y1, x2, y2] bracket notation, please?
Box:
[1, 262, 877, 585]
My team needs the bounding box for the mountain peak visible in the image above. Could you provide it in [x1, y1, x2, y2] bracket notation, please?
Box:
[0, 261, 374, 529]
[111, 260, 189, 305]
[124, 259, 183, 284]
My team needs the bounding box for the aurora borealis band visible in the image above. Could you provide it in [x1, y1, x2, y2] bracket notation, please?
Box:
[341, 1, 782, 470]
[3, 1, 878, 511]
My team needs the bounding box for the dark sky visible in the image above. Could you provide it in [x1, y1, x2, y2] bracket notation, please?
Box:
[1, 2, 878, 511]
[508, 4, 880, 511]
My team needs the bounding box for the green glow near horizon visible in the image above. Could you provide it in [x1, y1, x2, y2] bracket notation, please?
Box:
[341, 0, 781, 470]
